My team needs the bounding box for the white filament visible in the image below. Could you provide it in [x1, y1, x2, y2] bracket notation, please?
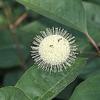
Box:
[31, 27, 78, 72]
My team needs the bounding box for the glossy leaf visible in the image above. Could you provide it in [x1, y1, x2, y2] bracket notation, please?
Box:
[16, 58, 86, 100]
[16, 0, 87, 33]
[0, 86, 30, 100]
[70, 72, 100, 100]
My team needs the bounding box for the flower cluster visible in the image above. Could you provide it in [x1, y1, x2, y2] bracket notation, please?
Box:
[31, 27, 78, 72]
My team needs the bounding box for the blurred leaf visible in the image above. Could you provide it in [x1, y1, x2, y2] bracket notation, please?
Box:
[79, 57, 100, 79]
[0, 30, 28, 68]
[0, 15, 7, 25]
[0, 86, 29, 100]
[16, 58, 86, 100]
[16, 0, 87, 33]
[83, 2, 100, 24]
[4, 71, 23, 86]
[13, 6, 25, 22]
[4, 0, 15, 6]
[83, 0, 100, 5]
[70, 72, 100, 100]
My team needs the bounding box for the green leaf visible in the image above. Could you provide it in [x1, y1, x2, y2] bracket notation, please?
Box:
[0, 86, 30, 100]
[16, 0, 87, 33]
[0, 15, 7, 25]
[79, 57, 100, 79]
[56, 79, 80, 100]
[83, 2, 100, 24]
[4, 71, 23, 86]
[83, 2, 100, 43]
[15, 58, 86, 100]
[0, 30, 28, 68]
[70, 72, 100, 100]
[83, 0, 100, 5]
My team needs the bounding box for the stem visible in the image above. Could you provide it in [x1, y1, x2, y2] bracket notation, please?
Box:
[2, 1, 27, 70]
[84, 32, 100, 54]
[13, 13, 28, 29]
[10, 25, 26, 70]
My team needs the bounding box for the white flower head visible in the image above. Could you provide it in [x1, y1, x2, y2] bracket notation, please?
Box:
[31, 27, 78, 72]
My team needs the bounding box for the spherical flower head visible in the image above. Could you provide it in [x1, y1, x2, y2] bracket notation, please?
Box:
[31, 27, 78, 72]
[39, 35, 70, 65]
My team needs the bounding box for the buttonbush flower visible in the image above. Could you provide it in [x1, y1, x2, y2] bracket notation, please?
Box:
[31, 27, 78, 72]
